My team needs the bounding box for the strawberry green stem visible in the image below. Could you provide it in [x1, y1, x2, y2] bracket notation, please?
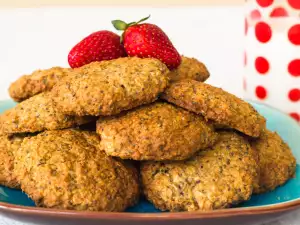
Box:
[112, 15, 150, 43]
[112, 15, 151, 31]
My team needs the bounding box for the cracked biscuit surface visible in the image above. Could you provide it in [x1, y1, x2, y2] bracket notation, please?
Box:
[162, 79, 266, 137]
[9, 67, 72, 102]
[251, 129, 296, 194]
[14, 129, 139, 211]
[97, 102, 218, 161]
[141, 132, 259, 212]
[0, 134, 26, 188]
[0, 92, 92, 135]
[51, 57, 170, 116]
[169, 56, 210, 82]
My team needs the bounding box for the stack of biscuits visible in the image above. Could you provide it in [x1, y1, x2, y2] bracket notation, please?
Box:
[0, 56, 296, 212]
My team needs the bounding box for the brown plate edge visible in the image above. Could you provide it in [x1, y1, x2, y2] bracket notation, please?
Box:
[0, 198, 300, 221]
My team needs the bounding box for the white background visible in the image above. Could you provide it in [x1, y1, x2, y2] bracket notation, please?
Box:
[0, 6, 299, 225]
[0, 6, 244, 100]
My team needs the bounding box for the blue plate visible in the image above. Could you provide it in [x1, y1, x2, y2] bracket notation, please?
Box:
[0, 100, 299, 212]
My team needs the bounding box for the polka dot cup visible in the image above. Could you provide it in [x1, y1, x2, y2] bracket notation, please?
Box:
[244, 0, 300, 124]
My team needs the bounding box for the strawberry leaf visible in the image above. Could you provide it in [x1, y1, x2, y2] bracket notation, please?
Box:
[112, 20, 128, 31]
[127, 22, 137, 26]
[136, 15, 151, 24]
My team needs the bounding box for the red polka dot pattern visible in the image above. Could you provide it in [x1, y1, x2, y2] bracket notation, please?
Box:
[288, 89, 300, 102]
[255, 57, 270, 74]
[246, 3, 300, 123]
[256, 86, 267, 99]
[270, 7, 289, 17]
[255, 22, 272, 43]
[245, 18, 248, 35]
[243, 78, 247, 91]
[288, 59, 300, 77]
[288, 0, 300, 9]
[290, 113, 300, 122]
[288, 24, 300, 45]
[256, 0, 274, 7]
[250, 9, 262, 20]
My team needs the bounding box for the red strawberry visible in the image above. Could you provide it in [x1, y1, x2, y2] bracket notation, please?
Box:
[68, 30, 126, 68]
[112, 16, 181, 69]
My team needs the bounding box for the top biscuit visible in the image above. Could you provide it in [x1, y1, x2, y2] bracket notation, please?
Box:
[8, 56, 207, 103]
[9, 67, 72, 102]
[51, 57, 170, 116]
[162, 79, 266, 137]
[169, 56, 210, 82]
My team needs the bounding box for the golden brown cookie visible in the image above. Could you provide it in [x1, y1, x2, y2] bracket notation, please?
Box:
[14, 129, 139, 211]
[51, 57, 170, 116]
[169, 56, 210, 82]
[9, 67, 72, 102]
[0, 92, 92, 135]
[141, 132, 259, 212]
[251, 130, 296, 194]
[0, 135, 25, 188]
[97, 102, 218, 161]
[162, 79, 266, 137]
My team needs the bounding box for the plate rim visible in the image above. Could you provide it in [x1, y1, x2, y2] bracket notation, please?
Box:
[0, 199, 300, 220]
[0, 99, 299, 220]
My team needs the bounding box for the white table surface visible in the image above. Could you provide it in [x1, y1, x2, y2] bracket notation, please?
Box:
[0, 6, 299, 225]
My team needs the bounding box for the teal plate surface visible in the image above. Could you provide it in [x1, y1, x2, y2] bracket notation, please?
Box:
[0, 100, 299, 212]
